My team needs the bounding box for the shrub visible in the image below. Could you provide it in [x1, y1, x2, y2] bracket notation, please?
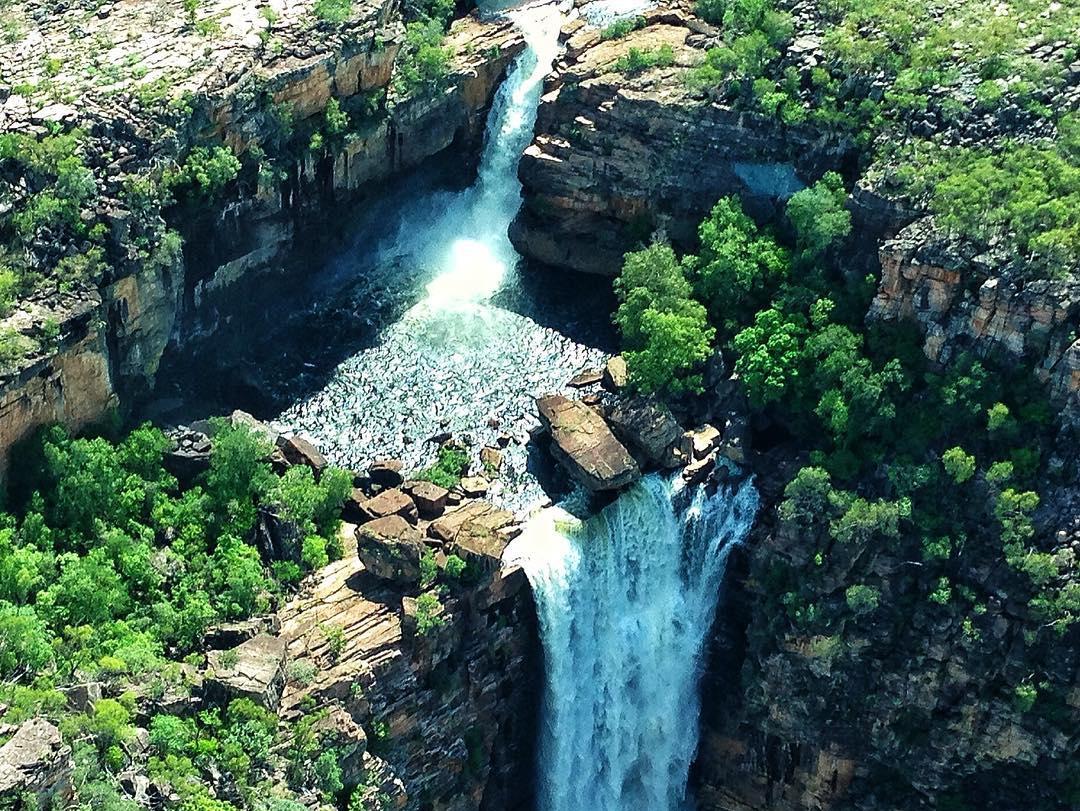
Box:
[415, 445, 469, 489]
[394, 20, 452, 94]
[313, 0, 351, 23]
[414, 592, 444, 636]
[286, 660, 318, 686]
[845, 584, 880, 615]
[611, 44, 675, 75]
[600, 16, 645, 40]
[1013, 683, 1038, 713]
[165, 146, 241, 200]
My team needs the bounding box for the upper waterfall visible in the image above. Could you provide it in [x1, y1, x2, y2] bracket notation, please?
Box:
[508, 473, 760, 811]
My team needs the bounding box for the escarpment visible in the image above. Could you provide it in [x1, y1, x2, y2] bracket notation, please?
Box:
[0, 0, 524, 473]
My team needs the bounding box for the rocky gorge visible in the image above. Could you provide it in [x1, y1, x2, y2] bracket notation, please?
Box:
[1, 0, 1079, 810]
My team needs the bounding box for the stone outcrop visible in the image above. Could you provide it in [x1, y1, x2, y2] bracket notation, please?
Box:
[606, 396, 685, 469]
[535, 393, 639, 491]
[510, 5, 851, 274]
[869, 219, 1080, 419]
[275, 529, 537, 810]
[0, 0, 526, 472]
[205, 633, 289, 710]
[355, 515, 425, 582]
[0, 719, 74, 808]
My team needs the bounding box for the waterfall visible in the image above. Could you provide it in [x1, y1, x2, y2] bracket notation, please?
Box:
[386, 2, 564, 307]
[509, 473, 760, 811]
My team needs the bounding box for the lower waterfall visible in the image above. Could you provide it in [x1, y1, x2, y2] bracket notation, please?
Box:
[509, 473, 760, 811]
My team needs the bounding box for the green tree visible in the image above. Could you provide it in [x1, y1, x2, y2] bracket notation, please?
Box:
[941, 446, 976, 484]
[785, 172, 852, 258]
[624, 308, 715, 396]
[614, 243, 714, 396]
[692, 197, 789, 332]
[732, 307, 803, 406]
[0, 602, 53, 678]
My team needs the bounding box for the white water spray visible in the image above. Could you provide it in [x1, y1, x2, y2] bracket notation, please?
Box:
[400, 2, 564, 309]
[509, 473, 760, 811]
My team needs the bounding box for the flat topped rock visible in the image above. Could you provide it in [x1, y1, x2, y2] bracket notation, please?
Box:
[428, 500, 514, 545]
[356, 516, 424, 582]
[0, 719, 72, 804]
[357, 488, 418, 524]
[535, 394, 639, 492]
[205, 634, 288, 710]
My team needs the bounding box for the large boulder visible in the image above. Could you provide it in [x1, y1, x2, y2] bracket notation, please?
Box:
[205, 634, 288, 710]
[607, 396, 684, 469]
[428, 500, 515, 545]
[368, 459, 405, 489]
[355, 488, 418, 525]
[356, 516, 425, 582]
[450, 521, 508, 575]
[0, 719, 73, 808]
[406, 480, 450, 518]
[535, 394, 639, 491]
[276, 434, 328, 476]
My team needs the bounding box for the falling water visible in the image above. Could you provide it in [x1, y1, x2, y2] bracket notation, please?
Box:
[508, 473, 760, 811]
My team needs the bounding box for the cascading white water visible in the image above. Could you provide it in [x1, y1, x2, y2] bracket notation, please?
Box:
[393, 1, 565, 308]
[508, 473, 760, 811]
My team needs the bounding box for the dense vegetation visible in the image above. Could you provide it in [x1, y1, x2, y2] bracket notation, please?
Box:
[0, 419, 387, 810]
[685, 0, 1080, 271]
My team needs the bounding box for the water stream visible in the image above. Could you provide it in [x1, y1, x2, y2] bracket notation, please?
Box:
[508, 473, 760, 811]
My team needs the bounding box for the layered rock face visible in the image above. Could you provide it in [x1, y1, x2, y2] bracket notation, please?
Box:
[0, 0, 524, 471]
[270, 520, 538, 810]
[869, 220, 1080, 418]
[510, 4, 851, 274]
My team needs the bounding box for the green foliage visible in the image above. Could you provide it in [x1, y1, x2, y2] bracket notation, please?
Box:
[734, 307, 805, 408]
[845, 584, 880, 616]
[419, 547, 438, 589]
[0, 602, 53, 678]
[415, 444, 469, 489]
[611, 44, 675, 75]
[899, 116, 1080, 271]
[444, 554, 466, 579]
[941, 447, 976, 484]
[600, 16, 645, 40]
[614, 243, 714, 396]
[313, 0, 352, 23]
[394, 20, 453, 94]
[165, 146, 241, 200]
[928, 576, 952, 605]
[1013, 683, 1038, 713]
[324, 98, 350, 136]
[692, 197, 788, 333]
[785, 172, 852, 258]
[414, 592, 444, 636]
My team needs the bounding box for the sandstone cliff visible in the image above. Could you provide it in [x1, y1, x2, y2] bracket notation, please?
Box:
[510, 4, 851, 275]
